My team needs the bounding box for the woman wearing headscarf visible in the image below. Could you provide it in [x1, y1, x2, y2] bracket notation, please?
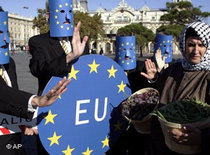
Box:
[141, 21, 210, 155]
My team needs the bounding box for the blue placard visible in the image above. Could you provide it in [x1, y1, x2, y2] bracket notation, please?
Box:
[154, 33, 173, 63]
[49, 0, 74, 37]
[115, 36, 136, 71]
[38, 55, 131, 155]
[0, 12, 10, 65]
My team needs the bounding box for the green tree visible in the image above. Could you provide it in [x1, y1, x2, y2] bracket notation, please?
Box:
[160, 1, 210, 25]
[74, 12, 104, 41]
[33, 10, 104, 41]
[157, 1, 210, 42]
[117, 23, 155, 54]
[156, 24, 184, 44]
[33, 9, 49, 34]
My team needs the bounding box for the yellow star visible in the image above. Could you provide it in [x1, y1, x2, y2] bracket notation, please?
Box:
[68, 66, 79, 80]
[56, 9, 59, 13]
[62, 145, 75, 155]
[61, 25, 64, 29]
[126, 42, 129, 45]
[48, 132, 62, 146]
[3, 21, 7, 25]
[67, 27, 70, 30]
[55, 16, 58, 19]
[117, 81, 126, 93]
[82, 147, 93, 155]
[58, 95, 62, 99]
[5, 52, 8, 56]
[107, 65, 117, 78]
[56, 21, 60, 25]
[88, 60, 100, 73]
[59, 4, 63, 8]
[65, 3, 68, 6]
[121, 43, 124, 47]
[121, 61, 124, 64]
[44, 110, 57, 125]
[114, 121, 122, 131]
[101, 136, 109, 148]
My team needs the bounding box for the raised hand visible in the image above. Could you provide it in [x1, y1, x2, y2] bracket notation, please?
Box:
[155, 48, 166, 72]
[66, 21, 88, 63]
[32, 77, 71, 107]
[140, 59, 157, 80]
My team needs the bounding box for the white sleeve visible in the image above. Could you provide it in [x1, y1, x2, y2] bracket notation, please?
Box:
[28, 95, 37, 112]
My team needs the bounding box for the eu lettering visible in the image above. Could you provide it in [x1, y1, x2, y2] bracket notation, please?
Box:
[75, 97, 108, 125]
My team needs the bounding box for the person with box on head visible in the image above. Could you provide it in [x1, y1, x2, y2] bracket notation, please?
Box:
[29, 0, 88, 96]
[0, 9, 71, 155]
[29, 0, 88, 154]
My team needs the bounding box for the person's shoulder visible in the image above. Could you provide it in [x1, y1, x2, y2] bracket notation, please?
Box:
[29, 33, 49, 43]
[167, 60, 181, 68]
[162, 61, 182, 75]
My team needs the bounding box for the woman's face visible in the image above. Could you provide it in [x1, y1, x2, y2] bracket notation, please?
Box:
[185, 37, 207, 64]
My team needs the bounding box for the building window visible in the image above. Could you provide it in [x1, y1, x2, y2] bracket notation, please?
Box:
[124, 16, 129, 22]
[151, 17, 156, 21]
[117, 16, 122, 22]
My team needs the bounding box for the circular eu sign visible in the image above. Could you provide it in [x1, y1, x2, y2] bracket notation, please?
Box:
[38, 55, 131, 155]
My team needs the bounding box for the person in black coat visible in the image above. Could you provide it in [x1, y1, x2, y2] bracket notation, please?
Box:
[29, 0, 88, 96]
[0, 58, 70, 155]
[29, 0, 89, 154]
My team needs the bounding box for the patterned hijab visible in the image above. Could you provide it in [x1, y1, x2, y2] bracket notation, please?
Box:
[179, 22, 210, 71]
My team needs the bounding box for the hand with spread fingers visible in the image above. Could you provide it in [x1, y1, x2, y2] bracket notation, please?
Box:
[31, 77, 71, 108]
[140, 59, 158, 80]
[155, 48, 167, 72]
[66, 21, 88, 63]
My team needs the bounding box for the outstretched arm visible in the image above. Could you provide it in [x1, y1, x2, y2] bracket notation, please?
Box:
[31, 77, 71, 107]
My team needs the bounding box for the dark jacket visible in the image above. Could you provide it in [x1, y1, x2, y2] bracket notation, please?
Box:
[0, 58, 33, 118]
[0, 58, 34, 155]
[29, 32, 89, 95]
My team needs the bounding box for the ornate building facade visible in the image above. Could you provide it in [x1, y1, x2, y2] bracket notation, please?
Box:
[72, 0, 190, 54]
[88, 0, 168, 54]
[8, 13, 39, 50]
[73, 0, 191, 54]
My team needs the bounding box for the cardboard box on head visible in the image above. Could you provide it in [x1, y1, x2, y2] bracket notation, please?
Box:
[49, 0, 74, 37]
[154, 33, 173, 64]
[115, 36, 136, 71]
[0, 11, 10, 65]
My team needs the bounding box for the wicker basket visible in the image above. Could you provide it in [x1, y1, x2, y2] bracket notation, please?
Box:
[158, 117, 210, 154]
[123, 88, 159, 134]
